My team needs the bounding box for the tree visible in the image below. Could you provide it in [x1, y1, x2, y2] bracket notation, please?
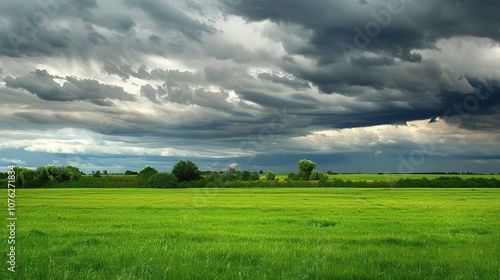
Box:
[20, 168, 36, 187]
[103, 170, 108, 175]
[265, 170, 276, 180]
[207, 171, 220, 181]
[220, 172, 234, 182]
[309, 170, 328, 181]
[124, 170, 137, 175]
[259, 170, 264, 174]
[145, 172, 178, 188]
[138, 166, 158, 181]
[93, 170, 102, 178]
[241, 170, 252, 181]
[297, 159, 316, 180]
[18, 165, 80, 187]
[62, 165, 81, 181]
[172, 160, 201, 182]
[287, 172, 300, 181]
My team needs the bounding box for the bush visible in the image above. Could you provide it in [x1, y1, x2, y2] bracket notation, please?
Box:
[286, 172, 300, 181]
[177, 178, 211, 188]
[220, 172, 235, 182]
[124, 170, 138, 175]
[138, 166, 158, 181]
[241, 170, 252, 181]
[265, 170, 276, 180]
[309, 170, 329, 181]
[15, 165, 81, 188]
[145, 172, 178, 188]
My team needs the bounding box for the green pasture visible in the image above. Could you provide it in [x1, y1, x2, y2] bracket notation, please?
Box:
[1, 188, 499, 279]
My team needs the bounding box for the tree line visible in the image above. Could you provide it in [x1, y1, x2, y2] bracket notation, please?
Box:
[1, 159, 499, 188]
[0, 159, 331, 188]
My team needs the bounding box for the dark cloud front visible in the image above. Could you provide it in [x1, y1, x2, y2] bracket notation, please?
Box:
[223, 0, 500, 95]
[438, 79, 500, 128]
[224, 0, 500, 60]
[4, 69, 136, 106]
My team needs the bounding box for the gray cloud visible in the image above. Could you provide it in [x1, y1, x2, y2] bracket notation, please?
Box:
[0, 0, 499, 173]
[123, 0, 215, 41]
[257, 72, 310, 90]
[4, 69, 136, 106]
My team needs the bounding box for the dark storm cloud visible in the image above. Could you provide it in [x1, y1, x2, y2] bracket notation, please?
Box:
[0, 0, 498, 174]
[124, 0, 215, 41]
[140, 82, 245, 112]
[102, 61, 154, 81]
[223, 0, 500, 99]
[148, 34, 162, 44]
[257, 72, 310, 90]
[86, 14, 136, 33]
[0, 0, 99, 57]
[224, 0, 500, 56]
[237, 89, 317, 110]
[4, 69, 136, 106]
[438, 78, 500, 128]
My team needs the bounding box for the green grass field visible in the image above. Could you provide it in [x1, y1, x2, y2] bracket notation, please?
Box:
[2, 188, 500, 279]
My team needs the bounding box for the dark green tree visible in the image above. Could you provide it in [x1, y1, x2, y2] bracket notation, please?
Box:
[124, 170, 137, 175]
[137, 166, 158, 181]
[220, 172, 234, 182]
[20, 168, 36, 187]
[297, 159, 316, 180]
[172, 160, 201, 182]
[241, 170, 252, 181]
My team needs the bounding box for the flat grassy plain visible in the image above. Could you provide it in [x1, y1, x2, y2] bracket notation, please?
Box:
[2, 188, 500, 279]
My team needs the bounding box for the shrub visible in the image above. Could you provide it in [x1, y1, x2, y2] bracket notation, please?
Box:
[265, 171, 276, 180]
[287, 172, 300, 181]
[309, 170, 329, 181]
[138, 166, 158, 181]
[145, 172, 178, 188]
[220, 172, 235, 182]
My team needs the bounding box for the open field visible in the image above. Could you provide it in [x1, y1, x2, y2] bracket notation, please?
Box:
[2, 188, 499, 279]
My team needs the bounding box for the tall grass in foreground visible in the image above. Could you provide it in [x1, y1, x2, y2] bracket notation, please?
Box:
[1, 188, 499, 279]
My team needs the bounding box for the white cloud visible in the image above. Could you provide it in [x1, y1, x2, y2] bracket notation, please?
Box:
[0, 158, 26, 165]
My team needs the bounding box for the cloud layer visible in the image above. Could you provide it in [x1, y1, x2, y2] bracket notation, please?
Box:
[0, 0, 499, 173]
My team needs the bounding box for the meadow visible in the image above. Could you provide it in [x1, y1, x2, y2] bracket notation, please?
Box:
[1, 188, 499, 279]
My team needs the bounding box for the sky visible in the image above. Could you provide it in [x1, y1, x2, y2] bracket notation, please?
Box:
[1, 0, 500, 174]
